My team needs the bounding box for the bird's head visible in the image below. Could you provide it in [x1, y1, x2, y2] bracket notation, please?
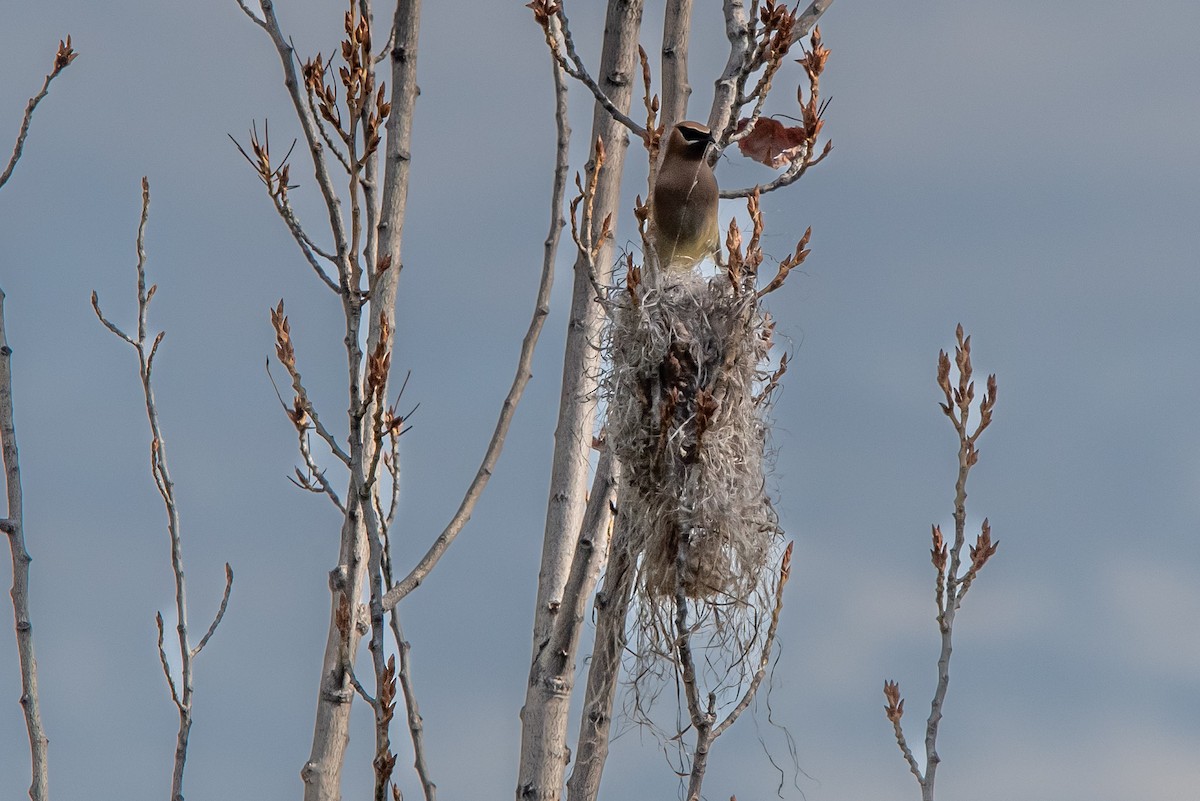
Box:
[670, 121, 716, 159]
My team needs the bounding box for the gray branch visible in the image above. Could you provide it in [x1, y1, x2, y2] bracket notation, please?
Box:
[550, 2, 648, 141]
[1, 288, 50, 801]
[523, 1, 645, 796]
[0, 38, 78, 193]
[380, 16, 567, 611]
[93, 179, 234, 801]
[659, 0, 694, 130]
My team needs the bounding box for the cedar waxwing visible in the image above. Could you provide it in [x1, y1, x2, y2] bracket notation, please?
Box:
[652, 121, 720, 272]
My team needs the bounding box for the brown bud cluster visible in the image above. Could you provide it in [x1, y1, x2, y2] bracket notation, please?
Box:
[270, 300, 296, 371]
[54, 36, 78, 73]
[301, 3, 391, 163]
[372, 655, 398, 787]
[759, 0, 797, 64]
[883, 680, 905, 724]
[231, 121, 296, 202]
[366, 314, 392, 400]
[754, 351, 789, 406]
[937, 323, 998, 449]
[758, 226, 810, 299]
[637, 45, 661, 154]
[725, 190, 767, 293]
[524, 0, 561, 27]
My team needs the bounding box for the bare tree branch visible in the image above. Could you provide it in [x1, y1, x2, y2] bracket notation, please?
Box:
[0, 288, 50, 801]
[93, 178, 234, 801]
[192, 564, 234, 658]
[885, 325, 999, 801]
[884, 680, 923, 783]
[380, 14, 568, 610]
[712, 541, 792, 739]
[387, 594, 436, 800]
[529, 0, 649, 142]
[660, 0, 694, 130]
[521, 2, 645, 797]
[0, 44, 79, 801]
[234, 0, 268, 30]
[719, 140, 831, 198]
[346, 662, 377, 706]
[709, 0, 757, 146]
[277, 195, 342, 292]
[673, 537, 707, 748]
[793, 0, 835, 44]
[268, 304, 353, 467]
[565, 514, 635, 801]
[240, 2, 421, 795]
[247, 0, 353, 280]
[709, 0, 833, 153]
[155, 611, 182, 709]
[0, 37, 78, 193]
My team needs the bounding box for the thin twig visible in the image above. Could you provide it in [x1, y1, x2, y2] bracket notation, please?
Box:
[93, 179, 233, 801]
[248, 0, 353, 280]
[709, 0, 758, 148]
[374, 20, 396, 64]
[372, 447, 436, 801]
[156, 612, 182, 709]
[712, 541, 792, 738]
[264, 358, 350, 510]
[884, 680, 923, 782]
[277, 195, 342, 292]
[234, 0, 268, 29]
[347, 663, 377, 706]
[299, 59, 354, 174]
[268, 304, 353, 466]
[673, 530, 715, 801]
[192, 564, 234, 658]
[553, 3, 648, 140]
[0, 45, 77, 801]
[720, 140, 832, 199]
[389, 606, 437, 801]
[0, 37, 78, 193]
[792, 0, 835, 44]
[885, 326, 998, 801]
[380, 33, 566, 608]
[298, 432, 347, 512]
[709, 0, 833, 150]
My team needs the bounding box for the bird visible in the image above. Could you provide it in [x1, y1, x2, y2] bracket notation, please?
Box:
[651, 121, 720, 272]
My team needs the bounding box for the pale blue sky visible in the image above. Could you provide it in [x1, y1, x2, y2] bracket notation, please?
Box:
[2, 1, 1199, 799]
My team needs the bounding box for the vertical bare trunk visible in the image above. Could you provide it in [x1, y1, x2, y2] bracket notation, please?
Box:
[370, 0, 420, 349]
[299, 1, 421, 798]
[0, 290, 49, 801]
[301, 516, 369, 801]
[517, 1, 645, 799]
[660, 0, 693, 129]
[564, 514, 634, 801]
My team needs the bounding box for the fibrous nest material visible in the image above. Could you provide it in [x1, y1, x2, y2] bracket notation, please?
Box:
[603, 269, 783, 610]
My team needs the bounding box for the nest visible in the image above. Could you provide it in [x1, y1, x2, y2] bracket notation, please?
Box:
[603, 270, 783, 609]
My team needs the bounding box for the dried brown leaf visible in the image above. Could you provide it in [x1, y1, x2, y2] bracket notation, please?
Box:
[735, 117, 808, 169]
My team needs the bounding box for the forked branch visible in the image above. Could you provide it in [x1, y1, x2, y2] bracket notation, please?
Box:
[380, 32, 569, 611]
[528, 0, 649, 142]
[884, 325, 998, 801]
[92, 178, 234, 801]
